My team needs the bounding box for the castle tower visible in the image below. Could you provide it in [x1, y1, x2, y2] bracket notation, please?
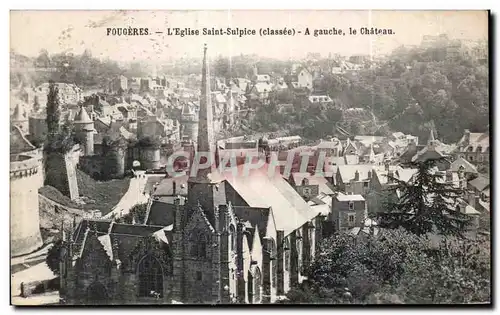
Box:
[74, 106, 94, 156]
[10, 126, 43, 256]
[11, 103, 29, 135]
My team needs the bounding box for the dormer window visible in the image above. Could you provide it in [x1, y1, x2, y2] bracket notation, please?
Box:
[476, 146, 482, 153]
[301, 178, 309, 186]
[467, 146, 474, 152]
[349, 201, 354, 210]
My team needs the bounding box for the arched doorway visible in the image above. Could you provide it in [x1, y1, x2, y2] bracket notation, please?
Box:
[137, 255, 164, 298]
[86, 282, 108, 305]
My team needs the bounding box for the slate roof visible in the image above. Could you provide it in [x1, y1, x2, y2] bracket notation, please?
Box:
[223, 165, 317, 236]
[468, 175, 490, 192]
[450, 157, 478, 174]
[10, 125, 35, 155]
[337, 164, 401, 183]
[291, 172, 334, 195]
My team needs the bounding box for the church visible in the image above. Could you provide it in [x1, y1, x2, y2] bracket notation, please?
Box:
[59, 45, 323, 305]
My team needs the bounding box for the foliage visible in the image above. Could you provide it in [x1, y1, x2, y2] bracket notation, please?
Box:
[46, 239, 64, 276]
[45, 81, 61, 141]
[285, 229, 490, 304]
[375, 157, 471, 237]
[119, 203, 148, 224]
[137, 136, 162, 149]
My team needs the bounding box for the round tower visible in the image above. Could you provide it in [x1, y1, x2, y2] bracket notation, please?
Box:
[10, 126, 43, 256]
[74, 106, 94, 156]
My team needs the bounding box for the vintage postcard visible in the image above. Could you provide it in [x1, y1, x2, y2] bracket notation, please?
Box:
[10, 10, 490, 306]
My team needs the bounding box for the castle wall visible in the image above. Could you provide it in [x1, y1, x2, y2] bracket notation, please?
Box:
[44, 146, 80, 201]
[10, 155, 43, 256]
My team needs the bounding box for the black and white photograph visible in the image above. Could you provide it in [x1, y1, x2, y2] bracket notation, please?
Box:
[9, 10, 491, 306]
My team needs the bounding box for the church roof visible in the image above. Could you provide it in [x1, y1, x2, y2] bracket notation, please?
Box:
[224, 165, 317, 236]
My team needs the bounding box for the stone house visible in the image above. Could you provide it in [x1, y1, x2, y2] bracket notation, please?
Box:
[455, 129, 489, 165]
[330, 193, 367, 233]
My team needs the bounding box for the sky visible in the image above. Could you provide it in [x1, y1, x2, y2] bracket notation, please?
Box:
[10, 10, 488, 62]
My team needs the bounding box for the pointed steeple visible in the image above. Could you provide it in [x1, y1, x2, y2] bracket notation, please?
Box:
[74, 105, 92, 124]
[368, 144, 375, 163]
[190, 43, 216, 183]
[12, 103, 26, 122]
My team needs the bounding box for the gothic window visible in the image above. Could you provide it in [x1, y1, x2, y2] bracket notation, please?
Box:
[229, 225, 236, 253]
[253, 267, 263, 304]
[137, 255, 164, 298]
[284, 238, 290, 272]
[190, 231, 207, 258]
[86, 282, 108, 305]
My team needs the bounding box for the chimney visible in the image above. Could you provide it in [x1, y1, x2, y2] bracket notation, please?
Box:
[354, 170, 360, 181]
[467, 190, 476, 209]
[464, 129, 471, 144]
[445, 170, 453, 183]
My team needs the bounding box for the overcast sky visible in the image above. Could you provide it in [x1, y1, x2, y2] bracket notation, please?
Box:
[10, 10, 488, 62]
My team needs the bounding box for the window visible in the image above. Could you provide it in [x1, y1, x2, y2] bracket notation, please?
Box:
[467, 146, 473, 152]
[348, 214, 355, 224]
[303, 187, 311, 195]
[469, 155, 474, 162]
[476, 146, 482, 153]
[229, 225, 236, 253]
[190, 231, 207, 258]
[137, 255, 164, 298]
[363, 182, 369, 188]
[284, 238, 291, 272]
[301, 178, 309, 186]
[270, 239, 277, 288]
[349, 202, 354, 210]
[196, 271, 202, 281]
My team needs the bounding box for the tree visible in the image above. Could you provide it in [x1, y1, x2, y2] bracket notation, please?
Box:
[375, 157, 471, 237]
[119, 203, 148, 224]
[46, 239, 64, 276]
[284, 229, 490, 304]
[46, 80, 61, 143]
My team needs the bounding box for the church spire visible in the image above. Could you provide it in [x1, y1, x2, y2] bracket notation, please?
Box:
[428, 128, 435, 144]
[197, 44, 215, 157]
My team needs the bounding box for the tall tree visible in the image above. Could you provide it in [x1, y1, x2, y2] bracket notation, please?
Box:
[375, 157, 471, 237]
[46, 81, 61, 144]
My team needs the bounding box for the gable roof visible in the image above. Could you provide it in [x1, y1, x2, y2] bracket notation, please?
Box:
[468, 175, 490, 192]
[291, 172, 334, 195]
[450, 157, 478, 173]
